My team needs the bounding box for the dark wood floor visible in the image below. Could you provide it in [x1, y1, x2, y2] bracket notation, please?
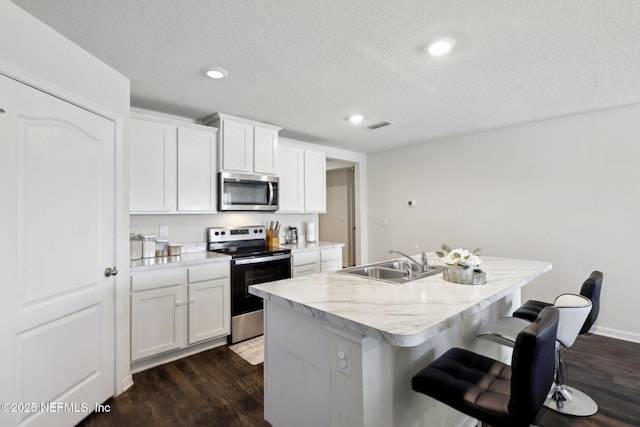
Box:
[78, 334, 640, 427]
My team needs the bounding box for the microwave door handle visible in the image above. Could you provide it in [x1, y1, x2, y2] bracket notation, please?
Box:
[268, 181, 274, 206]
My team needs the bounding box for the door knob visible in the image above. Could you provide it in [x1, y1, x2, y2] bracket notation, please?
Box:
[104, 266, 118, 277]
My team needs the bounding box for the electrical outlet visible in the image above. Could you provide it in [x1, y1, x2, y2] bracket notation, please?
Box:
[336, 342, 351, 377]
[159, 225, 169, 237]
[407, 200, 417, 207]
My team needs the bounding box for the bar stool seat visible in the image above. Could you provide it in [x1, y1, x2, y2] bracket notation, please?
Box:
[412, 307, 559, 427]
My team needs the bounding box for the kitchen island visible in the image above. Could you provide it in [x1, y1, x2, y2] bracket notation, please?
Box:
[249, 254, 551, 427]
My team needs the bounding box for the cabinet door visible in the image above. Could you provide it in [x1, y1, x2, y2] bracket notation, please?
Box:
[277, 145, 304, 212]
[188, 278, 230, 344]
[292, 264, 321, 277]
[304, 150, 327, 212]
[254, 126, 278, 174]
[130, 119, 177, 212]
[131, 284, 186, 361]
[177, 127, 217, 211]
[220, 120, 253, 172]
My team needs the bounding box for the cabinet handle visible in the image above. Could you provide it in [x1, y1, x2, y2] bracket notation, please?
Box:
[176, 299, 196, 307]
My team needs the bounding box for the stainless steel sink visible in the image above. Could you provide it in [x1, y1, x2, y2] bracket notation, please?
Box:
[339, 260, 445, 284]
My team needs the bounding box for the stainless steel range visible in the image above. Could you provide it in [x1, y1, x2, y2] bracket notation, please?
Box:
[208, 225, 291, 344]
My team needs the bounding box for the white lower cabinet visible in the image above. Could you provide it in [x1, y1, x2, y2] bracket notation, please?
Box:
[130, 262, 230, 363]
[320, 247, 343, 272]
[291, 246, 343, 277]
[131, 268, 187, 361]
[188, 263, 230, 344]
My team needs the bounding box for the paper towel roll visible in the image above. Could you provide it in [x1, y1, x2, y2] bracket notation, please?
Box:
[306, 222, 316, 242]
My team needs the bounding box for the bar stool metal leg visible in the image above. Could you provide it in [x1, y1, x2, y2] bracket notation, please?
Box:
[544, 347, 598, 416]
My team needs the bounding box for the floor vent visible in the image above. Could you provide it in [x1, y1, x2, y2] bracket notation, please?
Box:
[367, 120, 395, 130]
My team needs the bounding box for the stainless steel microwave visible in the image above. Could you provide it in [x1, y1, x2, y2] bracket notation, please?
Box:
[218, 172, 279, 211]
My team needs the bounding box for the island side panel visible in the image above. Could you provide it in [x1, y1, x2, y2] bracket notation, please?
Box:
[263, 289, 521, 427]
[263, 301, 331, 427]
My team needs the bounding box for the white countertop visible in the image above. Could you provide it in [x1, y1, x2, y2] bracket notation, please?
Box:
[279, 241, 344, 252]
[249, 254, 552, 347]
[130, 251, 230, 272]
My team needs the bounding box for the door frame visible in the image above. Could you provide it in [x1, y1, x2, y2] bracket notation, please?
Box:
[0, 61, 132, 396]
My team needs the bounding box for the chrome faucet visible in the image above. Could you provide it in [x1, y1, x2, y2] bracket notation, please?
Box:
[389, 244, 429, 274]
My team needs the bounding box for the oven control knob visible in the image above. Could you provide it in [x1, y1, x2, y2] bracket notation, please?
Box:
[221, 231, 226, 235]
[254, 229, 258, 233]
[214, 231, 219, 236]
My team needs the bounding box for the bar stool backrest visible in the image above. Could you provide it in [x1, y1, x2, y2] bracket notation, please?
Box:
[553, 294, 591, 348]
[579, 271, 603, 334]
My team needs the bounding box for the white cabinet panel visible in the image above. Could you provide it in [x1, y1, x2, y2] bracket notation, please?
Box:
[220, 119, 253, 172]
[177, 127, 217, 211]
[277, 144, 304, 212]
[131, 284, 186, 361]
[254, 126, 278, 174]
[304, 150, 326, 213]
[188, 278, 229, 344]
[130, 119, 177, 212]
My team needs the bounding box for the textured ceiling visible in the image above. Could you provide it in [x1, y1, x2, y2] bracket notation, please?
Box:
[12, 0, 640, 153]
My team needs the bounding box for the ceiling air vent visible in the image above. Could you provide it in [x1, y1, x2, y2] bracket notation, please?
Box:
[366, 120, 395, 130]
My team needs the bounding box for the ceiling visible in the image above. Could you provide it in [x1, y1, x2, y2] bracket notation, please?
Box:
[12, 0, 640, 154]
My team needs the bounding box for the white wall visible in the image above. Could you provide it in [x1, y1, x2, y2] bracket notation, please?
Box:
[131, 212, 318, 245]
[1, 0, 132, 394]
[368, 103, 640, 342]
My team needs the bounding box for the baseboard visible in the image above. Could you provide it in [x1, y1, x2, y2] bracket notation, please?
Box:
[130, 336, 228, 374]
[593, 326, 640, 344]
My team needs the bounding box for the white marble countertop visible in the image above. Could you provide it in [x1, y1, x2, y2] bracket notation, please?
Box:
[249, 254, 552, 347]
[279, 241, 344, 252]
[130, 251, 230, 272]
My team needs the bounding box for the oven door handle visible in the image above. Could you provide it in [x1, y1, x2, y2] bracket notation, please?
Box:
[234, 253, 291, 265]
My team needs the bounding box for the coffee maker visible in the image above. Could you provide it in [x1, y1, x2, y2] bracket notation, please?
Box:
[287, 226, 299, 244]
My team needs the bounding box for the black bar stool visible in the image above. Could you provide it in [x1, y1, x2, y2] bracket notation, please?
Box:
[478, 271, 603, 417]
[412, 306, 559, 427]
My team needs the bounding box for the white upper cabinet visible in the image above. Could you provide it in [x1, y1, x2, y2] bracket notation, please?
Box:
[276, 144, 304, 212]
[130, 113, 218, 214]
[130, 118, 177, 213]
[304, 150, 327, 213]
[254, 126, 278, 174]
[220, 119, 253, 172]
[206, 113, 281, 175]
[177, 127, 217, 212]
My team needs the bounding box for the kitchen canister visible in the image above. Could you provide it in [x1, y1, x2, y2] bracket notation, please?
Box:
[155, 239, 170, 257]
[129, 234, 142, 260]
[141, 234, 156, 258]
[169, 243, 182, 256]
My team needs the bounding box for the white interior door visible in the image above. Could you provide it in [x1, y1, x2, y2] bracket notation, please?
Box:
[0, 74, 115, 427]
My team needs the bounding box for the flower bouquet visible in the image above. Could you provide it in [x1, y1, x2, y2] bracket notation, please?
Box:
[436, 244, 485, 284]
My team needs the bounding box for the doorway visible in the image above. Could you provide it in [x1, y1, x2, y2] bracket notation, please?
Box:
[319, 160, 356, 267]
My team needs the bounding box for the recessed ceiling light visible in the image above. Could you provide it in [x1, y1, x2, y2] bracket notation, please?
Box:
[427, 38, 456, 57]
[348, 114, 365, 124]
[203, 67, 228, 79]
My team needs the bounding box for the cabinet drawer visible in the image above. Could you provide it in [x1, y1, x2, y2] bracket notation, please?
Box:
[131, 268, 187, 292]
[320, 248, 342, 262]
[188, 262, 229, 283]
[292, 250, 320, 266]
[321, 260, 342, 273]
